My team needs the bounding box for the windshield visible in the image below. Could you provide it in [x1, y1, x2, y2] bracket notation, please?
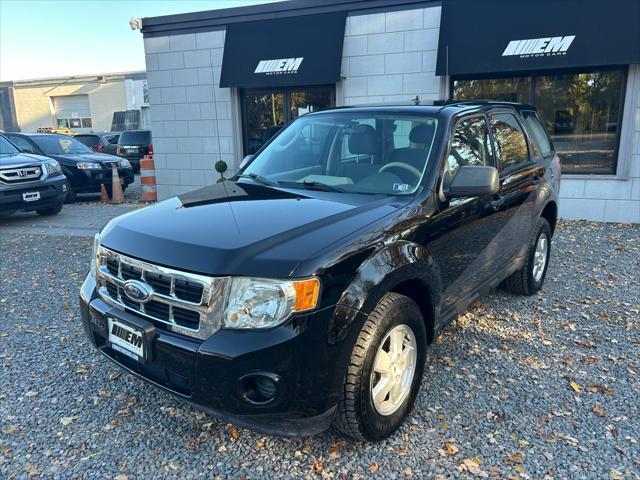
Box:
[0, 135, 20, 155]
[242, 112, 438, 195]
[31, 135, 93, 155]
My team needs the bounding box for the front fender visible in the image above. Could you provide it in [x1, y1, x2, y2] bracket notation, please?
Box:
[328, 241, 441, 345]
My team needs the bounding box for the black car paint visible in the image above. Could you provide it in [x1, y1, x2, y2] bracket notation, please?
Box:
[75, 132, 120, 156]
[0, 151, 67, 215]
[79, 103, 560, 436]
[116, 130, 152, 172]
[4, 133, 134, 196]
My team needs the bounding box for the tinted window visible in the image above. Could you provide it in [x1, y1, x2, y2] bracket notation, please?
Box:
[30, 135, 93, 154]
[118, 130, 151, 145]
[0, 135, 21, 154]
[447, 116, 493, 177]
[489, 113, 529, 170]
[105, 134, 119, 144]
[75, 135, 100, 147]
[522, 111, 552, 157]
[3, 135, 30, 154]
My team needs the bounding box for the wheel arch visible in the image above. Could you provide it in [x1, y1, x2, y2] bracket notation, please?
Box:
[541, 201, 557, 236]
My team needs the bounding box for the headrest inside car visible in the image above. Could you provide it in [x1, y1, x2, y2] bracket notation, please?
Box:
[409, 124, 435, 144]
[348, 124, 377, 155]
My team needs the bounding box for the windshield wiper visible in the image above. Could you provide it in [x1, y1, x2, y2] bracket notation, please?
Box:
[279, 180, 345, 192]
[236, 173, 279, 187]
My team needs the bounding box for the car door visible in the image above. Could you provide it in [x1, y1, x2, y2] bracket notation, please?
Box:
[422, 114, 504, 317]
[487, 110, 544, 265]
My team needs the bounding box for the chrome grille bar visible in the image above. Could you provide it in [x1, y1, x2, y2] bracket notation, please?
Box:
[0, 164, 43, 183]
[96, 246, 229, 340]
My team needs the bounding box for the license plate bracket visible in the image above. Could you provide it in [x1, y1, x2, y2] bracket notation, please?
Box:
[106, 314, 155, 362]
[22, 191, 40, 202]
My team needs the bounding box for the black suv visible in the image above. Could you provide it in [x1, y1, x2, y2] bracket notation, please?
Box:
[116, 130, 152, 173]
[74, 132, 120, 156]
[80, 102, 561, 441]
[0, 134, 66, 216]
[5, 133, 134, 203]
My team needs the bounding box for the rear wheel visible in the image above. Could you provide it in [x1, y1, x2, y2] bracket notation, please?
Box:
[503, 217, 551, 295]
[333, 292, 427, 441]
[36, 203, 63, 216]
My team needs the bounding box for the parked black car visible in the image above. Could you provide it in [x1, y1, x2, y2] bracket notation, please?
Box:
[80, 102, 561, 441]
[116, 130, 152, 173]
[4, 133, 134, 203]
[74, 132, 120, 155]
[0, 134, 66, 216]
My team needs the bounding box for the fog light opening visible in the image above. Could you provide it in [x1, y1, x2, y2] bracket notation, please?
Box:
[238, 372, 280, 405]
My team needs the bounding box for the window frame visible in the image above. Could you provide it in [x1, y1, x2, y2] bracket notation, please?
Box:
[450, 66, 628, 175]
[442, 113, 496, 176]
[487, 109, 534, 175]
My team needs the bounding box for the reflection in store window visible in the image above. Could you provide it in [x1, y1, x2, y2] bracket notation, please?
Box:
[453, 69, 625, 174]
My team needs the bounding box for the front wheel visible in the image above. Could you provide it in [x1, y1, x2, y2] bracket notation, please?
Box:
[503, 217, 552, 295]
[333, 292, 427, 441]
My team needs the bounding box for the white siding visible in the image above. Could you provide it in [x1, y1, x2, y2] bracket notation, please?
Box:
[339, 6, 443, 106]
[144, 29, 235, 200]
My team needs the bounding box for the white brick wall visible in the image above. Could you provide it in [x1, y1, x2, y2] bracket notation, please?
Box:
[340, 6, 442, 106]
[559, 64, 640, 223]
[144, 29, 235, 200]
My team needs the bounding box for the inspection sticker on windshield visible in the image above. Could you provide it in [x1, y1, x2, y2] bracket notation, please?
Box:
[393, 183, 410, 192]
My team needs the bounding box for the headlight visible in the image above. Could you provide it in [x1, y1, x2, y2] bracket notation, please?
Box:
[44, 160, 62, 176]
[77, 162, 102, 170]
[119, 159, 132, 169]
[89, 233, 100, 278]
[223, 277, 320, 329]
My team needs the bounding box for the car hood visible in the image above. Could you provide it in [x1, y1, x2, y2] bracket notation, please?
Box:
[100, 181, 407, 277]
[0, 152, 49, 167]
[49, 152, 122, 164]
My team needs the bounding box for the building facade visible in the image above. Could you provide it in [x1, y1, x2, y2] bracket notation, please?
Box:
[0, 71, 149, 134]
[140, 0, 639, 223]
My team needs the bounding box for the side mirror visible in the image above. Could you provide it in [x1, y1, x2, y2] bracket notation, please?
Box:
[239, 154, 253, 170]
[445, 165, 499, 198]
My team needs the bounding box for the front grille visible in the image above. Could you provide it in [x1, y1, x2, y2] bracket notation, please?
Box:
[0, 164, 43, 184]
[96, 246, 230, 340]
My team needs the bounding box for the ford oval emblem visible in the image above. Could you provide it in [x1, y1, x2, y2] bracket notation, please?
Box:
[123, 280, 153, 304]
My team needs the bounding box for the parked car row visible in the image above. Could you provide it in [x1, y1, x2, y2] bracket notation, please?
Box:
[74, 130, 153, 173]
[0, 131, 139, 217]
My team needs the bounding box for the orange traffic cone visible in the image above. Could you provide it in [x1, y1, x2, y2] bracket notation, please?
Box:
[100, 183, 110, 203]
[110, 163, 125, 204]
[140, 155, 157, 202]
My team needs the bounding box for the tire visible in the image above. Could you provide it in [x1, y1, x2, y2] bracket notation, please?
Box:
[36, 203, 63, 216]
[64, 180, 76, 204]
[333, 292, 427, 441]
[503, 217, 551, 295]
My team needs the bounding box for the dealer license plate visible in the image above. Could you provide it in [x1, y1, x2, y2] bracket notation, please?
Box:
[108, 317, 144, 359]
[22, 191, 40, 202]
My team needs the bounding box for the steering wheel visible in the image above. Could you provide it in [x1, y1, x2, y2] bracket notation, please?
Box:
[378, 162, 422, 180]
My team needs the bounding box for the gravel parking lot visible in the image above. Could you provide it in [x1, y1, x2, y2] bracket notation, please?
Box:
[0, 220, 638, 479]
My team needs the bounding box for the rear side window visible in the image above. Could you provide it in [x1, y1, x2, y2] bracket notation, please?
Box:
[118, 130, 151, 145]
[447, 116, 493, 178]
[521, 110, 553, 157]
[489, 113, 529, 171]
[75, 135, 100, 147]
[105, 134, 120, 144]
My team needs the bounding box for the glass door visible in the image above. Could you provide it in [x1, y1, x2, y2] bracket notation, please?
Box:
[241, 86, 334, 155]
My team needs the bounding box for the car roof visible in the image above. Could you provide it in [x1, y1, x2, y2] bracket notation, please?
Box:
[306, 101, 537, 120]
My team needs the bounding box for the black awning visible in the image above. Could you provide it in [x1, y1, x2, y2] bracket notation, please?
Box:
[436, 0, 640, 76]
[220, 11, 346, 88]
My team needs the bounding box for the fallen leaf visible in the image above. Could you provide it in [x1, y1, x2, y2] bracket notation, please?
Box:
[230, 428, 239, 441]
[25, 391, 38, 398]
[503, 452, 524, 464]
[369, 463, 379, 473]
[592, 405, 608, 417]
[569, 381, 582, 393]
[445, 443, 460, 456]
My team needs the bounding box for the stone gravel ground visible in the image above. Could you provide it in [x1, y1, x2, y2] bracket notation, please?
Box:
[0, 221, 638, 479]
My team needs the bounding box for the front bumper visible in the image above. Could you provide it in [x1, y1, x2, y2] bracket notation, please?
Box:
[76, 168, 134, 193]
[79, 275, 344, 436]
[0, 174, 66, 214]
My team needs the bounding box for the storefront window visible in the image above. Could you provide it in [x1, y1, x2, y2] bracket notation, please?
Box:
[453, 69, 625, 174]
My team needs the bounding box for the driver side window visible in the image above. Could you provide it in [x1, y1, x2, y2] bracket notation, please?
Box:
[447, 116, 493, 178]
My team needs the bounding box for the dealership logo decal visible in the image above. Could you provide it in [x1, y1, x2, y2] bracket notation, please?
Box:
[502, 35, 575, 58]
[254, 57, 304, 76]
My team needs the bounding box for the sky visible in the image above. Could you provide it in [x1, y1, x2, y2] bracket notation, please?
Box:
[0, 0, 278, 81]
